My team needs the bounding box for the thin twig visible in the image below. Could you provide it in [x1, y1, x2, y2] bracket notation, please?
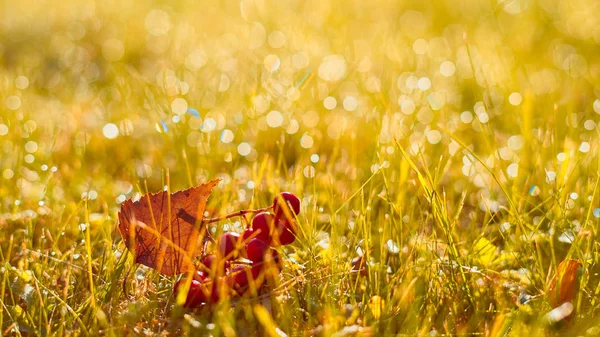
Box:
[204, 205, 273, 224]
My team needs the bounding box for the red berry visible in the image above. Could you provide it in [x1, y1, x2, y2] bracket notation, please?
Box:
[244, 238, 269, 262]
[273, 192, 301, 219]
[174, 278, 208, 307]
[194, 271, 208, 282]
[251, 262, 263, 279]
[251, 212, 277, 243]
[230, 265, 250, 292]
[202, 254, 217, 270]
[209, 279, 221, 303]
[242, 228, 255, 242]
[201, 254, 229, 275]
[276, 220, 296, 246]
[219, 232, 240, 260]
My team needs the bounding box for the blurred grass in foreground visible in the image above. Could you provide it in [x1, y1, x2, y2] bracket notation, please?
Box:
[1, 0, 600, 335]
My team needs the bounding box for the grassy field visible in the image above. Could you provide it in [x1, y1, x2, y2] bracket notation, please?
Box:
[1, 0, 600, 335]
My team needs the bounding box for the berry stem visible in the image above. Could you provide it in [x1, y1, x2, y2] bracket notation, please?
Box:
[204, 205, 273, 224]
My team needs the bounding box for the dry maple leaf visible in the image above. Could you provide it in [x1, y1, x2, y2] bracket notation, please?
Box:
[547, 259, 582, 308]
[118, 179, 220, 276]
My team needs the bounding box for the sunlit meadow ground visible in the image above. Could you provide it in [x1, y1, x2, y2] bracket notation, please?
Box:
[2, 0, 600, 335]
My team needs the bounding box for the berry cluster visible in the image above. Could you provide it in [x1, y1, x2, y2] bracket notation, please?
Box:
[174, 192, 301, 307]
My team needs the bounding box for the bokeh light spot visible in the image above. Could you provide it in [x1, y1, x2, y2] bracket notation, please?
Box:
[266, 110, 283, 128]
[324, 96, 337, 110]
[440, 61, 456, 77]
[5, 96, 21, 110]
[509, 92, 523, 106]
[343, 96, 358, 111]
[103, 123, 119, 139]
[318, 55, 347, 81]
[238, 142, 251, 156]
[300, 134, 314, 149]
[220, 129, 234, 144]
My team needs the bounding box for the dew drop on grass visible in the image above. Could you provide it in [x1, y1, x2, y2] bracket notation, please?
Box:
[115, 195, 126, 204]
[264, 54, 280, 72]
[268, 31, 286, 48]
[401, 99, 416, 114]
[426, 130, 442, 144]
[386, 240, 400, 254]
[412, 39, 428, 54]
[579, 142, 590, 153]
[88, 190, 98, 200]
[478, 112, 490, 124]
[417, 77, 431, 90]
[508, 135, 524, 151]
[25, 141, 38, 153]
[202, 118, 217, 132]
[303, 166, 315, 178]
[266, 110, 283, 128]
[509, 92, 522, 106]
[440, 60, 455, 77]
[343, 96, 358, 111]
[103, 123, 119, 139]
[300, 134, 314, 149]
[318, 54, 347, 81]
[558, 230, 575, 244]
[348, 221, 355, 230]
[287, 87, 301, 101]
[156, 120, 168, 133]
[220, 129, 234, 143]
[460, 111, 473, 123]
[324, 96, 337, 110]
[594, 208, 600, 218]
[5, 95, 21, 110]
[286, 120, 299, 134]
[565, 199, 575, 210]
[507, 163, 518, 178]
[187, 108, 200, 118]
[237, 142, 251, 156]
[145, 10, 170, 36]
[0, 124, 8, 135]
[584, 120, 596, 130]
[529, 186, 540, 196]
[15, 75, 29, 89]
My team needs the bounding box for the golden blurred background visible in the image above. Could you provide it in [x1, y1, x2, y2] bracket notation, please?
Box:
[2, 0, 600, 335]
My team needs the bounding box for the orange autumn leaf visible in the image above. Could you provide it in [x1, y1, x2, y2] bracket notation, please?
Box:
[547, 259, 582, 308]
[118, 179, 220, 276]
